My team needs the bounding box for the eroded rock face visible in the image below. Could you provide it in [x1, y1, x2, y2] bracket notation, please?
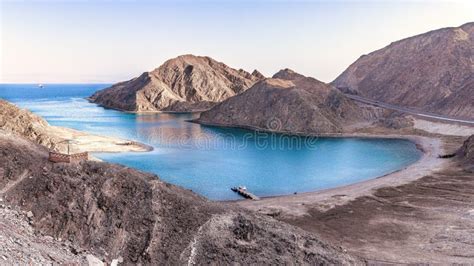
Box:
[0, 133, 362, 264]
[197, 69, 379, 134]
[89, 55, 264, 112]
[332, 22, 474, 119]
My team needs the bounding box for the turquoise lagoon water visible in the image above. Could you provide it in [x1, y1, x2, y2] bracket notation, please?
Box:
[0, 84, 422, 200]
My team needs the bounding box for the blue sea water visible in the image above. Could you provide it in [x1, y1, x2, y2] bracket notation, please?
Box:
[0, 84, 422, 200]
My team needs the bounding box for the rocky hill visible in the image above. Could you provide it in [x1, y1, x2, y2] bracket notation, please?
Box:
[332, 22, 474, 119]
[89, 55, 264, 112]
[196, 69, 380, 134]
[0, 133, 361, 264]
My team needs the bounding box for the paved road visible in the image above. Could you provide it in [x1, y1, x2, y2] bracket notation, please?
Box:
[345, 94, 474, 125]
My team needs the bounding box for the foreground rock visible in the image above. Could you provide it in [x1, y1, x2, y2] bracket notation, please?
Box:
[332, 22, 474, 119]
[0, 202, 87, 264]
[89, 55, 264, 112]
[0, 99, 150, 154]
[0, 132, 361, 264]
[197, 69, 382, 134]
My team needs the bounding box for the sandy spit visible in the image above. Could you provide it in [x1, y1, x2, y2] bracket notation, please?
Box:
[47, 126, 153, 154]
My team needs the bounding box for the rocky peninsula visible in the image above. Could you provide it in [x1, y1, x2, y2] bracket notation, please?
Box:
[0, 99, 151, 154]
[89, 55, 264, 112]
[196, 69, 384, 134]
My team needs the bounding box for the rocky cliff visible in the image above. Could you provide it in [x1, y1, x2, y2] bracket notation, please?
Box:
[196, 69, 380, 134]
[89, 55, 264, 112]
[332, 22, 474, 119]
[0, 133, 361, 264]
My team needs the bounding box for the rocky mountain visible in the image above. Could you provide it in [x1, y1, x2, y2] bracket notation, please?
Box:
[332, 22, 474, 119]
[0, 132, 361, 264]
[89, 55, 264, 112]
[196, 69, 380, 134]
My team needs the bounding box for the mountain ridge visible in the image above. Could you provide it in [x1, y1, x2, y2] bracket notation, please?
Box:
[332, 22, 474, 119]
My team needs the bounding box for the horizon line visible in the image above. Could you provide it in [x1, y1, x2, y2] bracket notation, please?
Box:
[0, 82, 114, 85]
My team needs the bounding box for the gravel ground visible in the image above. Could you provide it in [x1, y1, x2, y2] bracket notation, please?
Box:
[0, 198, 87, 264]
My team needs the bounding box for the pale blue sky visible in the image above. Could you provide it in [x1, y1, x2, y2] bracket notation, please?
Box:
[1, 0, 473, 83]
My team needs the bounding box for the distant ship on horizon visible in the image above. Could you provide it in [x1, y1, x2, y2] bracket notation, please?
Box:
[38, 84, 44, 88]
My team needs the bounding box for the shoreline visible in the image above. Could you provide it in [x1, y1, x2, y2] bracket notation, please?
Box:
[49, 112, 451, 210]
[48, 107, 440, 207]
[231, 134, 446, 217]
[85, 98, 209, 114]
[193, 119, 346, 137]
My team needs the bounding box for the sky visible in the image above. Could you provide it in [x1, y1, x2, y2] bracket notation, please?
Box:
[1, 0, 473, 83]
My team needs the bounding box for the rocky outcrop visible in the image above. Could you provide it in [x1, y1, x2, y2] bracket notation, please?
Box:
[89, 55, 264, 112]
[332, 22, 474, 119]
[0, 99, 60, 149]
[196, 69, 380, 134]
[0, 133, 361, 264]
[458, 134, 474, 171]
